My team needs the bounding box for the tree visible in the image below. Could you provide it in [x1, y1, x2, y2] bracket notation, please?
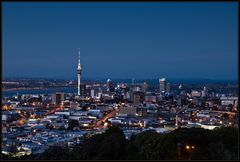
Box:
[222, 113, 229, 119]
[10, 126, 238, 160]
[209, 126, 238, 160]
[68, 119, 79, 130]
[34, 146, 69, 160]
[69, 126, 127, 160]
[125, 130, 178, 160]
[207, 142, 237, 160]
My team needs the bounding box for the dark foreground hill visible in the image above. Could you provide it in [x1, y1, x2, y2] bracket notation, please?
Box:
[2, 126, 238, 160]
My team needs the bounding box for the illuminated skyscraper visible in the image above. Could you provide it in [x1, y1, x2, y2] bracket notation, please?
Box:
[159, 78, 166, 92]
[142, 81, 148, 93]
[52, 92, 65, 105]
[77, 48, 82, 96]
[107, 79, 114, 92]
[202, 86, 208, 97]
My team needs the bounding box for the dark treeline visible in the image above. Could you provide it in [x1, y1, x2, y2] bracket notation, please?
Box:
[2, 126, 238, 160]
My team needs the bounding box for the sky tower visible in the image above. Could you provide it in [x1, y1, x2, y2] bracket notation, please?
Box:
[77, 48, 82, 96]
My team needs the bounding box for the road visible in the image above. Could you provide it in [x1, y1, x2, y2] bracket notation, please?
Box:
[211, 110, 236, 116]
[94, 107, 119, 128]
[45, 106, 64, 116]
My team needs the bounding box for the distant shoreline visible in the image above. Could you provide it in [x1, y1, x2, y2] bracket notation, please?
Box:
[2, 86, 75, 92]
[2, 87, 48, 92]
[2, 78, 238, 84]
[2, 87, 78, 97]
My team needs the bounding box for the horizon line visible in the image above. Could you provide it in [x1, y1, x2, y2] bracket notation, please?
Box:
[2, 76, 238, 81]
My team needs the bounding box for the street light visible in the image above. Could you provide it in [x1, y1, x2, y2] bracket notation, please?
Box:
[185, 145, 195, 160]
[185, 144, 195, 150]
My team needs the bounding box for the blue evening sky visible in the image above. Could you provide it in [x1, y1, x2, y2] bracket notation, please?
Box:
[2, 2, 238, 80]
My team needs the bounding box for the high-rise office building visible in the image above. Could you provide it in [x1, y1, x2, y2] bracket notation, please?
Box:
[132, 92, 144, 105]
[166, 83, 171, 93]
[142, 81, 148, 93]
[90, 89, 95, 98]
[159, 78, 166, 92]
[107, 79, 114, 92]
[80, 84, 87, 96]
[77, 48, 82, 96]
[52, 92, 65, 105]
[202, 86, 208, 97]
[179, 84, 183, 89]
[134, 86, 141, 92]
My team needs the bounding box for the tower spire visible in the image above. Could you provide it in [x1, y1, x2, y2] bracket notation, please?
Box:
[78, 48, 81, 65]
[78, 48, 81, 70]
[77, 48, 82, 96]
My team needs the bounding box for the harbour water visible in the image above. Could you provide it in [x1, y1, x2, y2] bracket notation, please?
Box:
[2, 87, 78, 97]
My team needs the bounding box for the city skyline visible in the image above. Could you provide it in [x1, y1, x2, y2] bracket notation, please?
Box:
[2, 2, 238, 80]
[2, 2, 239, 159]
